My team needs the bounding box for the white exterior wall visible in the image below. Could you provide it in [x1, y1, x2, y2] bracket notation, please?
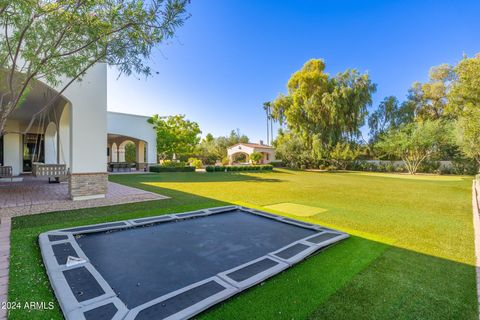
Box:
[58, 63, 107, 174]
[227, 144, 276, 164]
[227, 144, 255, 157]
[107, 111, 157, 164]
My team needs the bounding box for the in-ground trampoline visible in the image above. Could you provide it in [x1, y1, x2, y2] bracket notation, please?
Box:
[39, 206, 349, 320]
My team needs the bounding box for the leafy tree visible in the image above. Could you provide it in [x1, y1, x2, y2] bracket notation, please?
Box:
[125, 142, 136, 163]
[0, 0, 190, 135]
[195, 130, 249, 164]
[271, 59, 376, 150]
[216, 130, 249, 149]
[249, 152, 262, 165]
[406, 64, 455, 121]
[329, 142, 360, 170]
[195, 139, 221, 165]
[204, 133, 215, 143]
[187, 157, 203, 169]
[148, 114, 201, 160]
[368, 96, 415, 142]
[448, 54, 480, 167]
[376, 120, 453, 174]
[456, 109, 480, 167]
[274, 130, 313, 169]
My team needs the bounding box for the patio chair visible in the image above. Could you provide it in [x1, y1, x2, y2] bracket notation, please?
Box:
[0, 166, 13, 182]
[32, 163, 68, 183]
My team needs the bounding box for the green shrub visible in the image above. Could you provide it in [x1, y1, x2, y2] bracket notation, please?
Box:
[149, 165, 195, 172]
[160, 160, 188, 168]
[270, 160, 284, 167]
[221, 157, 230, 166]
[417, 161, 441, 174]
[385, 162, 395, 173]
[187, 157, 203, 169]
[451, 159, 478, 175]
[205, 165, 273, 172]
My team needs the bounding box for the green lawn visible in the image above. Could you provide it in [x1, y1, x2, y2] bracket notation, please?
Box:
[8, 169, 477, 319]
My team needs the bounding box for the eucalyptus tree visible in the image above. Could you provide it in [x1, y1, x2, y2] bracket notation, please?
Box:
[406, 64, 455, 121]
[368, 95, 415, 143]
[0, 0, 190, 135]
[271, 59, 376, 152]
[448, 54, 480, 167]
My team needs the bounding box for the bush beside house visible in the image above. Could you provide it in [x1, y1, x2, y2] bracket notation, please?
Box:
[149, 160, 195, 172]
[205, 165, 273, 172]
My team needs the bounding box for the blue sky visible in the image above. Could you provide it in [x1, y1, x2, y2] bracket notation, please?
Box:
[107, 0, 480, 143]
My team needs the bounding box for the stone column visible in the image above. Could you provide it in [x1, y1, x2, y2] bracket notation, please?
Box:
[62, 63, 108, 200]
[69, 173, 108, 200]
[118, 144, 125, 162]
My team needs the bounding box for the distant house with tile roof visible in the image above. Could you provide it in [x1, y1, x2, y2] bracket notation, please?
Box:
[227, 141, 276, 164]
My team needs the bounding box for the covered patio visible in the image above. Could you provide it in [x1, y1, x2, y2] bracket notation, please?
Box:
[107, 111, 157, 172]
[1, 64, 109, 200]
[108, 134, 148, 172]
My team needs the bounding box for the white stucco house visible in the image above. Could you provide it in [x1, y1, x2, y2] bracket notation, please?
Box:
[0, 63, 157, 200]
[227, 142, 276, 164]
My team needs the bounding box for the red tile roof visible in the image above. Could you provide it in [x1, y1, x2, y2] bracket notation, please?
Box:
[229, 143, 274, 149]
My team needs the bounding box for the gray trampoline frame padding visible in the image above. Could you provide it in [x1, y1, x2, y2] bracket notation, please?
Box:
[39, 205, 349, 320]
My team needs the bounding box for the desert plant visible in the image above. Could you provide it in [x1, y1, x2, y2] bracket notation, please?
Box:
[250, 152, 263, 165]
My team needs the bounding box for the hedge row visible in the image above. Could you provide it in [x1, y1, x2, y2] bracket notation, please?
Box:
[205, 165, 273, 172]
[149, 165, 196, 172]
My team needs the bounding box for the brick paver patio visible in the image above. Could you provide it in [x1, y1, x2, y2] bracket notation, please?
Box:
[0, 176, 168, 218]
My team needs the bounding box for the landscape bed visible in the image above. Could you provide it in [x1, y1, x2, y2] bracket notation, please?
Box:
[38, 206, 349, 320]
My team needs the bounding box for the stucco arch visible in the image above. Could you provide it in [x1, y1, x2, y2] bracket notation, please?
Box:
[111, 143, 118, 162]
[118, 139, 135, 162]
[58, 103, 71, 168]
[229, 151, 249, 164]
[44, 122, 57, 164]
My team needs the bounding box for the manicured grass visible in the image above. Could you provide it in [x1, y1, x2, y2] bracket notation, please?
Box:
[7, 169, 477, 319]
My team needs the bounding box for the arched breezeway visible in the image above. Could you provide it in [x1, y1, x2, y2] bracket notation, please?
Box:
[107, 134, 149, 172]
[106, 111, 157, 171]
[228, 151, 250, 165]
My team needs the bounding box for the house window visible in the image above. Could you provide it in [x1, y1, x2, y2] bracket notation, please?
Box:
[23, 134, 44, 172]
[266, 153, 269, 161]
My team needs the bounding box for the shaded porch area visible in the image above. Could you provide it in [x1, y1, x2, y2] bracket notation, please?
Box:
[108, 134, 149, 172]
[0, 176, 168, 218]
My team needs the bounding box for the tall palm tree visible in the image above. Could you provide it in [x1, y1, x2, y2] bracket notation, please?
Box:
[263, 101, 272, 144]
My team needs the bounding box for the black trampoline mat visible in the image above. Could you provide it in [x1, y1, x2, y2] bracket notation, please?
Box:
[76, 209, 316, 308]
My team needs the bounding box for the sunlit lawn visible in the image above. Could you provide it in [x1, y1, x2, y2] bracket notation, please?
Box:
[8, 169, 477, 319]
